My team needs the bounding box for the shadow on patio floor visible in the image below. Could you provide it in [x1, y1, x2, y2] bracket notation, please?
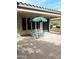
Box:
[17, 37, 61, 59]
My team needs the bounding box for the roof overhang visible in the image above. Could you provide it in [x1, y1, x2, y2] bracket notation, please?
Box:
[17, 2, 61, 19]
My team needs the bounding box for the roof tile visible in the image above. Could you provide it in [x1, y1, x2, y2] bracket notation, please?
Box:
[17, 2, 61, 14]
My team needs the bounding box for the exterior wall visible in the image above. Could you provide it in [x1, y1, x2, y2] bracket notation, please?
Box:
[17, 15, 31, 36]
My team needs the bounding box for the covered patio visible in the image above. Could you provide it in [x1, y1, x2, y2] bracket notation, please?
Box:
[17, 2, 61, 36]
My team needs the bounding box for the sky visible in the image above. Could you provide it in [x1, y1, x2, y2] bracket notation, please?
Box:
[17, 0, 61, 11]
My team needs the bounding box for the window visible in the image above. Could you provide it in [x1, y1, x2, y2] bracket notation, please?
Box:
[22, 17, 26, 30]
[27, 18, 31, 30]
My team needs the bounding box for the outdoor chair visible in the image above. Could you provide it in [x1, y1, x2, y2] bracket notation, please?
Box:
[31, 30, 39, 39]
[31, 29, 44, 40]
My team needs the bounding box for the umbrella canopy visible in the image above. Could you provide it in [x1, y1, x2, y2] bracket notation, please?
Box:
[32, 17, 47, 22]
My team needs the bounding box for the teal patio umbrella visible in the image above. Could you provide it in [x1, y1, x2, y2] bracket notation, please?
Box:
[32, 17, 47, 22]
[32, 17, 47, 38]
[32, 17, 47, 31]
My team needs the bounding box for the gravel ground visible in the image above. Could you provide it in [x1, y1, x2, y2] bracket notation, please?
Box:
[17, 32, 61, 59]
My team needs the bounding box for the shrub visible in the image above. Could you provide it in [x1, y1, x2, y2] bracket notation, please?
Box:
[56, 25, 60, 28]
[53, 23, 58, 26]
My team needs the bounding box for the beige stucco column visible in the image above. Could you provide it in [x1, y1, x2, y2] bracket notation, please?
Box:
[40, 22, 43, 32]
[40, 22, 42, 30]
[49, 19, 52, 32]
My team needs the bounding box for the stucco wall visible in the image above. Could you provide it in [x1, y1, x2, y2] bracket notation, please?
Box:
[17, 15, 31, 36]
[17, 14, 22, 35]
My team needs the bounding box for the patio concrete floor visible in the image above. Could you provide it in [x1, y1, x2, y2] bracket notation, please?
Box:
[17, 32, 61, 59]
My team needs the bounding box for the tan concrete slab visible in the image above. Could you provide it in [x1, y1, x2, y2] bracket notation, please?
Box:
[17, 32, 61, 59]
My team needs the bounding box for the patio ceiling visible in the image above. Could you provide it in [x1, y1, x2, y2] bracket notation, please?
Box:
[17, 8, 61, 19]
